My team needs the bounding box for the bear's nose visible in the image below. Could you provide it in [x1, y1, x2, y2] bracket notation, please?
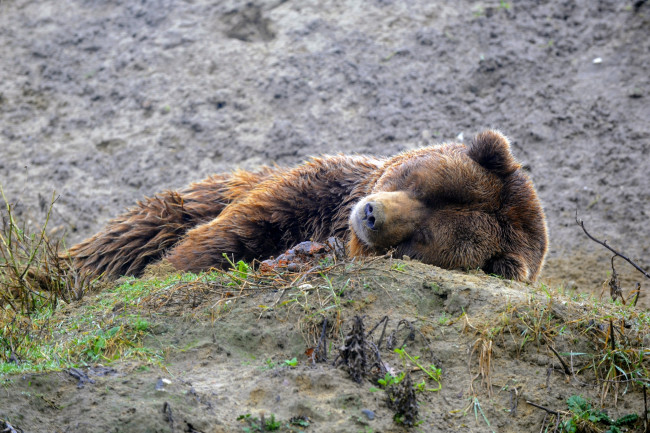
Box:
[364, 202, 376, 229]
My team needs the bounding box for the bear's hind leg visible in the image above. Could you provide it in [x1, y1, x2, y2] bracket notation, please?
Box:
[66, 191, 203, 279]
[66, 174, 243, 279]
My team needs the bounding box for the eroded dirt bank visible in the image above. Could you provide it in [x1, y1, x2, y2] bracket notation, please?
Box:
[2, 261, 647, 432]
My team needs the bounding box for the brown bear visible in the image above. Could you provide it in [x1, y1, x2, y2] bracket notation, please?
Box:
[67, 130, 548, 281]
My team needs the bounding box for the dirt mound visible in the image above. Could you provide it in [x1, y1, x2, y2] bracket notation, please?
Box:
[1, 259, 647, 432]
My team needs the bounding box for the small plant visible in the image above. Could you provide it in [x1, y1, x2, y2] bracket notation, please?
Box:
[318, 256, 334, 267]
[265, 414, 282, 431]
[134, 317, 149, 332]
[313, 273, 349, 339]
[283, 357, 298, 367]
[0, 188, 95, 314]
[463, 397, 493, 432]
[261, 358, 277, 370]
[0, 188, 98, 366]
[563, 395, 609, 431]
[387, 372, 418, 426]
[394, 347, 442, 392]
[560, 395, 639, 433]
[237, 414, 259, 432]
[236, 413, 285, 432]
[370, 371, 404, 393]
[288, 416, 310, 427]
[378, 371, 405, 388]
[372, 348, 441, 427]
[222, 253, 250, 285]
[413, 380, 428, 392]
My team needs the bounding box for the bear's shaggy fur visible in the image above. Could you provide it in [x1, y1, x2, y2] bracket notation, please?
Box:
[67, 130, 548, 281]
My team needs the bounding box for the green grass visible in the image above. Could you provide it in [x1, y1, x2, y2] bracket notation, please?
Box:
[0, 270, 232, 376]
[464, 282, 650, 406]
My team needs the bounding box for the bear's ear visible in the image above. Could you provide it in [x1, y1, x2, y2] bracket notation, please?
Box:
[466, 130, 519, 176]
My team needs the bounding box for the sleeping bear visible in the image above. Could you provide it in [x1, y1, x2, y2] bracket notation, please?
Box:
[67, 130, 548, 282]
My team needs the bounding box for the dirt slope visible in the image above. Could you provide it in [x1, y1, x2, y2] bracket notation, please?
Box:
[1, 261, 647, 432]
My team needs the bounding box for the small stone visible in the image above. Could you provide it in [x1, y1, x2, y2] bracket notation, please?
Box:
[155, 378, 171, 391]
[361, 409, 375, 420]
[592, 57, 602, 64]
[628, 88, 643, 99]
[155, 378, 165, 391]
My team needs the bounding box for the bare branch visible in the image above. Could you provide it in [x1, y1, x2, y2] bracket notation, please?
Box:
[526, 400, 559, 416]
[575, 210, 650, 280]
[546, 342, 572, 376]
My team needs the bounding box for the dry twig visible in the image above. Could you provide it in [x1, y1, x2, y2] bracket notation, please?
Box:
[576, 210, 650, 280]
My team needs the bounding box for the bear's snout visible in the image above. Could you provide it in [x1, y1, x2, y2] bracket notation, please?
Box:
[350, 191, 425, 250]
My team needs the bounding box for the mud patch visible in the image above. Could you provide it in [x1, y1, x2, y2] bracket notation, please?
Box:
[223, 3, 276, 42]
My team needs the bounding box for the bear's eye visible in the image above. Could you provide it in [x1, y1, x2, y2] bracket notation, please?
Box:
[415, 185, 468, 207]
[420, 195, 449, 208]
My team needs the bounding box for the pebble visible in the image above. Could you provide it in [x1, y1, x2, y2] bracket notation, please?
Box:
[155, 378, 171, 391]
[155, 378, 165, 391]
[361, 409, 375, 420]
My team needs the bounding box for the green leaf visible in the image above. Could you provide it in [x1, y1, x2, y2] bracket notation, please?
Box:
[567, 395, 589, 413]
[106, 326, 121, 337]
[284, 357, 298, 367]
[292, 419, 309, 427]
[613, 414, 638, 426]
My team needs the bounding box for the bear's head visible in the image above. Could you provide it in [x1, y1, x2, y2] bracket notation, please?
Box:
[348, 130, 547, 282]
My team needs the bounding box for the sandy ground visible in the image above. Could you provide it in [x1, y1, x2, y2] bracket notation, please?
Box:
[1, 0, 650, 431]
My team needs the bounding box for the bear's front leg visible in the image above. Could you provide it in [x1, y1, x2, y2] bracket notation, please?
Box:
[483, 253, 531, 282]
[164, 211, 281, 273]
